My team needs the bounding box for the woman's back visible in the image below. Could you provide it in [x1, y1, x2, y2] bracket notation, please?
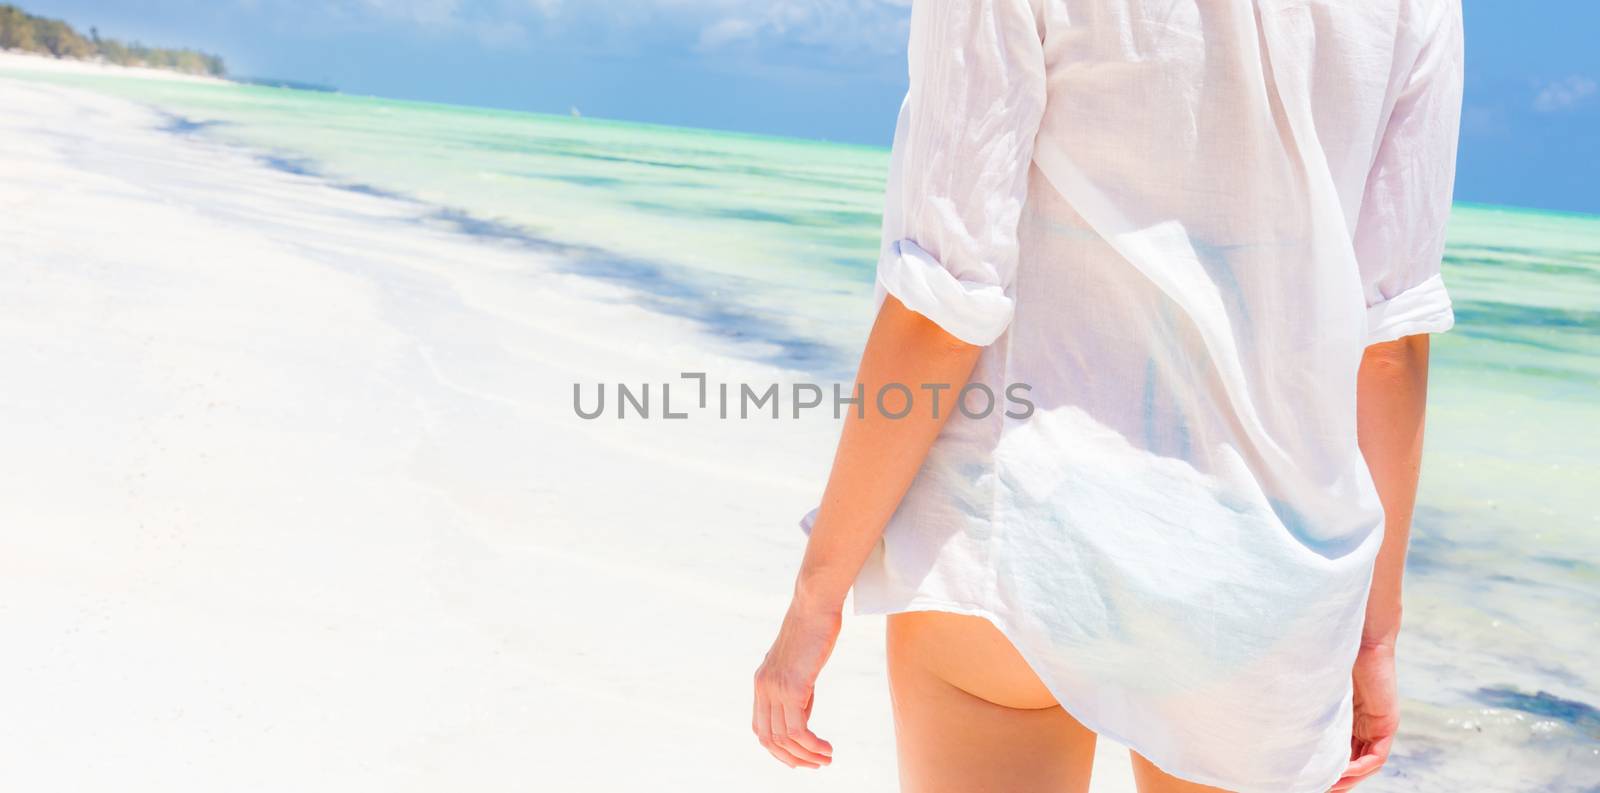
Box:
[998, 0, 1462, 548]
[826, 1, 1465, 789]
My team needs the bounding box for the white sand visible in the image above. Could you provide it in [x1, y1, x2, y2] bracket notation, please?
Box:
[0, 71, 1138, 791]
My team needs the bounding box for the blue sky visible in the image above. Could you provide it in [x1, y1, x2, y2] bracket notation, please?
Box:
[18, 0, 1600, 213]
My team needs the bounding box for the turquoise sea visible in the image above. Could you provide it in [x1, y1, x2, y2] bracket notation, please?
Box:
[11, 70, 1599, 789]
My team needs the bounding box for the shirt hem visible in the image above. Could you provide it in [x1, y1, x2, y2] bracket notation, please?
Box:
[854, 594, 1350, 793]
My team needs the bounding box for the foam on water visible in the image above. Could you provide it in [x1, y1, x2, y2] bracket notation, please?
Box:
[9, 68, 1598, 789]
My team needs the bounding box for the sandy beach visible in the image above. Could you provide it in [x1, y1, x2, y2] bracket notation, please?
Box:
[0, 54, 1148, 792]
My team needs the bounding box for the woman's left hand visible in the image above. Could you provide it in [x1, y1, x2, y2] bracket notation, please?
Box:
[1331, 641, 1400, 790]
[752, 598, 840, 768]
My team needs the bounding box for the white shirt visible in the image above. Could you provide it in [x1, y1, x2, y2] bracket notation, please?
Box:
[800, 1, 1463, 790]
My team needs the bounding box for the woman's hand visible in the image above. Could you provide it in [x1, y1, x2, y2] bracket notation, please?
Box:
[752, 598, 840, 769]
[1331, 642, 1400, 791]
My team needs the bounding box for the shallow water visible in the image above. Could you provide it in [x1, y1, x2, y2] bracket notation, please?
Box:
[10, 69, 1598, 789]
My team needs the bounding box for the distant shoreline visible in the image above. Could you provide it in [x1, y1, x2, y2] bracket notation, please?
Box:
[0, 48, 228, 84]
[1, 4, 224, 76]
[234, 76, 337, 93]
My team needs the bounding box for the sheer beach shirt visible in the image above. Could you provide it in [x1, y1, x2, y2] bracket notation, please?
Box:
[800, 1, 1463, 791]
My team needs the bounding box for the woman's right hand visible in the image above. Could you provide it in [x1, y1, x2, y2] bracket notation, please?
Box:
[1331, 642, 1399, 791]
[752, 597, 840, 769]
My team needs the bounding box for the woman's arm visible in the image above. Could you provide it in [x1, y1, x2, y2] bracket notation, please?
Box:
[795, 295, 984, 613]
[752, 294, 982, 769]
[1336, 333, 1431, 790]
[1357, 333, 1431, 648]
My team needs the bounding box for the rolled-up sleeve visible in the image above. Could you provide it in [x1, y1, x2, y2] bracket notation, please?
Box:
[1352, 2, 1464, 347]
[876, 0, 1047, 347]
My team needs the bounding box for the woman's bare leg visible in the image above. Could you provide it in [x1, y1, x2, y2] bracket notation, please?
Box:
[1131, 753, 1234, 793]
[886, 610, 1096, 793]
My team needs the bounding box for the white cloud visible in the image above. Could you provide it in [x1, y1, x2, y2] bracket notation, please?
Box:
[1533, 75, 1597, 113]
[698, 18, 757, 49]
[350, 0, 464, 26]
[717, 0, 911, 53]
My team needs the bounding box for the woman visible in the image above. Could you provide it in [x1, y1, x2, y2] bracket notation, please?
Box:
[753, 1, 1463, 791]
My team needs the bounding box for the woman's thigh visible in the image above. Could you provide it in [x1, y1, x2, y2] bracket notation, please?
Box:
[1130, 753, 1234, 793]
[885, 610, 1097, 793]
